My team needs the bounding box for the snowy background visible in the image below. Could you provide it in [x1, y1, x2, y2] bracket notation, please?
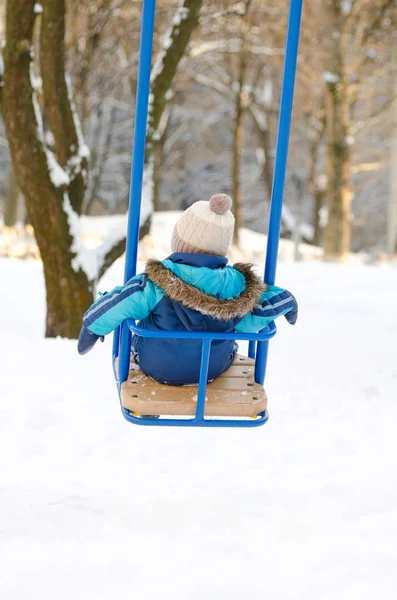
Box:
[1, 247, 396, 599]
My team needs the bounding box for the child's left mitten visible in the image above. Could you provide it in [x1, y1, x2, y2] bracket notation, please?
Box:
[77, 325, 104, 355]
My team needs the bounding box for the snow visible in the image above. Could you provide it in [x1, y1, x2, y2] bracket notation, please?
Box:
[150, 48, 166, 86]
[140, 159, 154, 225]
[65, 75, 90, 167]
[341, 0, 353, 15]
[46, 151, 71, 187]
[255, 147, 265, 167]
[79, 214, 128, 238]
[94, 216, 128, 272]
[262, 78, 273, 108]
[1, 256, 397, 599]
[1, 210, 323, 265]
[323, 72, 339, 84]
[319, 205, 329, 227]
[63, 193, 98, 281]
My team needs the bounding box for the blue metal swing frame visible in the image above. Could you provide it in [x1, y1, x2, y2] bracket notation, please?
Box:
[113, 0, 303, 427]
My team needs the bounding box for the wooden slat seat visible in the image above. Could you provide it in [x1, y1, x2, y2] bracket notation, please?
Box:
[121, 354, 267, 418]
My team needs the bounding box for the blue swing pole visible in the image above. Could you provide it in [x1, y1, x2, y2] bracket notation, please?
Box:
[252, 0, 303, 383]
[117, 0, 157, 385]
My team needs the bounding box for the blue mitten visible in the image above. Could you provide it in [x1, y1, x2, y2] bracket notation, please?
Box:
[284, 292, 298, 325]
[78, 325, 104, 355]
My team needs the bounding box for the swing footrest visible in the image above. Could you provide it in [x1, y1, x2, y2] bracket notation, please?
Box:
[121, 355, 267, 418]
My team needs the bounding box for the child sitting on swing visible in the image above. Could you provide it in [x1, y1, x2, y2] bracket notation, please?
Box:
[78, 194, 297, 385]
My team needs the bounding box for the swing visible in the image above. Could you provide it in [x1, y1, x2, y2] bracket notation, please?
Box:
[112, 0, 303, 427]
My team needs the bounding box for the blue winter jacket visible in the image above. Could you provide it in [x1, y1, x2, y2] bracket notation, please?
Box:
[81, 253, 297, 385]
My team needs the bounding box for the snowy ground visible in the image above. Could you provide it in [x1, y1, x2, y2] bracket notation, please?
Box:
[1, 256, 396, 599]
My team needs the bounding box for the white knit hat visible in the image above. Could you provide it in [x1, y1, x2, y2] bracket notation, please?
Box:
[171, 194, 235, 257]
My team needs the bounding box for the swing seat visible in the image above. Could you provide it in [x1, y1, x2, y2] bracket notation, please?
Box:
[121, 354, 267, 418]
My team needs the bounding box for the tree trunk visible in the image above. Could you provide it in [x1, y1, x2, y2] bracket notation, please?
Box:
[306, 109, 326, 248]
[2, 0, 93, 338]
[260, 124, 274, 202]
[247, 102, 273, 213]
[153, 140, 162, 212]
[1, 0, 203, 337]
[388, 45, 397, 255]
[313, 187, 326, 247]
[231, 1, 252, 247]
[43, 255, 93, 338]
[323, 86, 352, 261]
[152, 101, 174, 212]
[232, 76, 244, 246]
[323, 4, 352, 262]
[4, 166, 19, 227]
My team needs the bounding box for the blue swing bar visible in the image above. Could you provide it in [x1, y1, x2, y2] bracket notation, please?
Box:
[113, 0, 303, 427]
[249, 0, 303, 368]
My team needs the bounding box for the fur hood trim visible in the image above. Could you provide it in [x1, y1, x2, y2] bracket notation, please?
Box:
[145, 260, 265, 321]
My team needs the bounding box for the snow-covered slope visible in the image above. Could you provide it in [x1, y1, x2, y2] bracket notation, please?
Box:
[0, 210, 323, 265]
[0, 257, 396, 599]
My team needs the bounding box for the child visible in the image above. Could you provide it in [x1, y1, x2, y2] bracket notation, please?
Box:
[78, 194, 297, 385]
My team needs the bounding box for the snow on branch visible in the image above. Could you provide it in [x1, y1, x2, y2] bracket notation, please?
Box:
[190, 39, 283, 59]
[63, 193, 98, 281]
[155, 99, 175, 142]
[30, 66, 71, 188]
[341, 0, 353, 16]
[323, 71, 339, 84]
[199, 2, 248, 24]
[65, 75, 90, 181]
[249, 103, 268, 132]
[64, 181, 150, 285]
[351, 161, 385, 174]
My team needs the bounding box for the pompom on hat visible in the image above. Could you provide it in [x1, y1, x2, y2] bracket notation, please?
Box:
[171, 194, 235, 257]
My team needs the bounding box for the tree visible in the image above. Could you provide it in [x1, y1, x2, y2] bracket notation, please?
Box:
[3, 166, 21, 227]
[388, 42, 397, 255]
[1, 0, 203, 338]
[230, 0, 252, 245]
[320, 0, 396, 260]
